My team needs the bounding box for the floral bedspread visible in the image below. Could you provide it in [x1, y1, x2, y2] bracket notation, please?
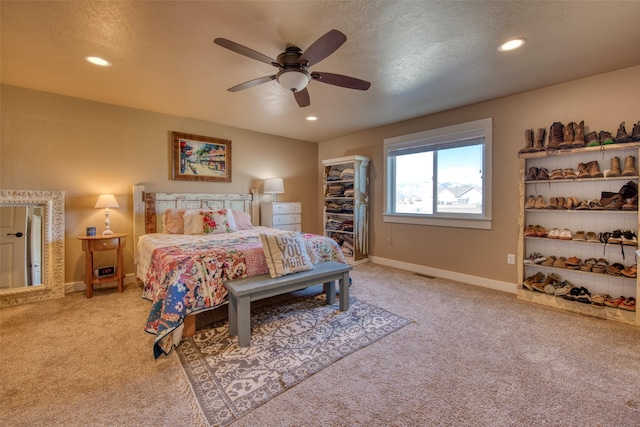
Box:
[142, 231, 345, 358]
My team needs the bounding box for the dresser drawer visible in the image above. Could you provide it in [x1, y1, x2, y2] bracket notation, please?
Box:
[273, 224, 302, 232]
[272, 214, 301, 225]
[272, 202, 301, 214]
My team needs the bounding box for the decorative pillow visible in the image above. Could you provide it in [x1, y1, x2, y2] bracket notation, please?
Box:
[203, 210, 237, 234]
[183, 210, 206, 235]
[232, 210, 254, 230]
[182, 208, 238, 234]
[260, 231, 314, 278]
[162, 208, 186, 234]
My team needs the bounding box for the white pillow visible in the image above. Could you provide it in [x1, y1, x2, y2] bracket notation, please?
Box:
[260, 231, 314, 278]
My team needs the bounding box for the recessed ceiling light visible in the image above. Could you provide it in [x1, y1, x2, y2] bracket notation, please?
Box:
[84, 56, 112, 67]
[498, 38, 526, 52]
[306, 116, 318, 121]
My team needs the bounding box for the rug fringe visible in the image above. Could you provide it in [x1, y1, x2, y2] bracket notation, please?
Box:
[176, 363, 211, 427]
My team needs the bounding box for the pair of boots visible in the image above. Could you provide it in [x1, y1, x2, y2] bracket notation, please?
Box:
[544, 121, 585, 150]
[614, 121, 640, 143]
[519, 128, 546, 154]
[606, 156, 638, 178]
[577, 161, 603, 178]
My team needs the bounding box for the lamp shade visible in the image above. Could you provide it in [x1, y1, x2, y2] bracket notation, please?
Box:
[276, 69, 310, 92]
[94, 194, 120, 209]
[264, 178, 284, 194]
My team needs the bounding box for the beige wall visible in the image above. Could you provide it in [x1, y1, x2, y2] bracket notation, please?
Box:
[318, 65, 640, 284]
[1, 85, 319, 284]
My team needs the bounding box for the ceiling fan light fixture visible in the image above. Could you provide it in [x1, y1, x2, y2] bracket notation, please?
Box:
[498, 38, 526, 52]
[276, 69, 310, 92]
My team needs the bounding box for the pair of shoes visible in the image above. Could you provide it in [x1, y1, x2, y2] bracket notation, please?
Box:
[554, 280, 574, 296]
[524, 252, 546, 265]
[565, 257, 581, 269]
[563, 196, 580, 209]
[591, 258, 608, 274]
[541, 256, 556, 267]
[590, 293, 608, 308]
[585, 232, 600, 243]
[572, 231, 586, 241]
[575, 287, 591, 304]
[622, 230, 637, 246]
[577, 161, 604, 178]
[525, 196, 536, 209]
[619, 297, 636, 311]
[604, 296, 625, 308]
[621, 264, 637, 278]
[563, 287, 581, 301]
[523, 272, 545, 291]
[614, 122, 633, 144]
[605, 263, 625, 276]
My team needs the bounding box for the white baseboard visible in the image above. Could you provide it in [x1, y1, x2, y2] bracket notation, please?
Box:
[64, 273, 138, 294]
[369, 256, 517, 294]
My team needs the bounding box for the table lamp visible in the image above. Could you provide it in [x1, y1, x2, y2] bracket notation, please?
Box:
[264, 178, 284, 202]
[94, 194, 119, 235]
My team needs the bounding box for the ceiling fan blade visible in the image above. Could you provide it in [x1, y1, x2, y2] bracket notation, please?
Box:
[294, 88, 310, 107]
[298, 29, 347, 67]
[228, 75, 276, 92]
[214, 38, 278, 67]
[311, 72, 371, 90]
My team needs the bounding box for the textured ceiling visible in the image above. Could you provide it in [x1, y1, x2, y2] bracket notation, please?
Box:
[2, 1, 640, 142]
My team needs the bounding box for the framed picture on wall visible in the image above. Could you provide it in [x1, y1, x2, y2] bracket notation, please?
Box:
[171, 131, 232, 182]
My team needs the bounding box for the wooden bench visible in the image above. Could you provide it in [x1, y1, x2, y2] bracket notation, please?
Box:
[224, 260, 352, 347]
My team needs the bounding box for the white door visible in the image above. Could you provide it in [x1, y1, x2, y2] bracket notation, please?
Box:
[0, 206, 28, 289]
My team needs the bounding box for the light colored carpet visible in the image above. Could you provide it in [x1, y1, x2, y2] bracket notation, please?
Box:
[1, 263, 640, 426]
[177, 294, 409, 426]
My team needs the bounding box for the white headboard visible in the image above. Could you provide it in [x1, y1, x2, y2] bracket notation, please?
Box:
[132, 184, 259, 263]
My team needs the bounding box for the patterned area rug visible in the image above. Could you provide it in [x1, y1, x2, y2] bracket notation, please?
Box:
[176, 295, 410, 426]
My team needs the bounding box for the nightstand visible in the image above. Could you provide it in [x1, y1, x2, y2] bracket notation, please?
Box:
[261, 202, 302, 231]
[78, 233, 128, 298]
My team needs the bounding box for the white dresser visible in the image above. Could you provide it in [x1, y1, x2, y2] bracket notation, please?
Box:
[260, 202, 302, 231]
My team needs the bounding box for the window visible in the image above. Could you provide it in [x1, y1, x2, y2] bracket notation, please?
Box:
[383, 118, 492, 229]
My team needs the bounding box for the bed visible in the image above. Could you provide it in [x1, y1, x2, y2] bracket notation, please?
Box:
[132, 185, 347, 358]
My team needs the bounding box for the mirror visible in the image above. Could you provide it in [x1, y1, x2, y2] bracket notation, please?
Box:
[0, 190, 65, 307]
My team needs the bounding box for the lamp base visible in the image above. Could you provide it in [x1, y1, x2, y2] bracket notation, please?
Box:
[102, 229, 114, 236]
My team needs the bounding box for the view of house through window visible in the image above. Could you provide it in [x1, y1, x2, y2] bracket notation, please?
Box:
[384, 118, 492, 229]
[395, 144, 483, 215]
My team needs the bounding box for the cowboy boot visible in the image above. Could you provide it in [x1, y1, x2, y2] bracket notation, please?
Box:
[584, 131, 600, 146]
[599, 130, 615, 145]
[607, 157, 621, 177]
[622, 155, 638, 176]
[589, 160, 604, 178]
[571, 120, 585, 148]
[545, 122, 564, 150]
[533, 128, 545, 151]
[559, 122, 573, 149]
[614, 122, 633, 143]
[519, 129, 535, 154]
[632, 121, 640, 142]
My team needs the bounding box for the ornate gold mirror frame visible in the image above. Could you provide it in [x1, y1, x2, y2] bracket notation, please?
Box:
[0, 190, 65, 307]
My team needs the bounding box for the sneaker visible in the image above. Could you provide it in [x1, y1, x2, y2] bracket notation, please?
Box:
[547, 228, 561, 239]
[558, 229, 572, 240]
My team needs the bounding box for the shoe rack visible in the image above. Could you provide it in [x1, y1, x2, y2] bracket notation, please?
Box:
[517, 143, 639, 326]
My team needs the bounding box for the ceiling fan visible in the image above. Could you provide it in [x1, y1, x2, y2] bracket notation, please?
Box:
[213, 29, 371, 108]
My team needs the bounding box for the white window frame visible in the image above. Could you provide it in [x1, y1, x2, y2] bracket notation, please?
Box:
[383, 117, 492, 230]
